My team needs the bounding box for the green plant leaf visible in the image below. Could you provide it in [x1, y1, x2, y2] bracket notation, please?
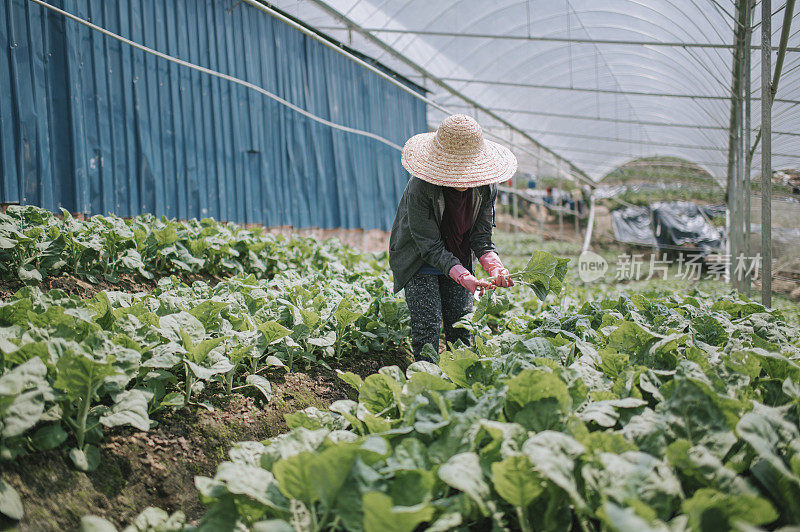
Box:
[682, 488, 778, 531]
[308, 330, 336, 347]
[159, 311, 205, 344]
[54, 351, 118, 402]
[188, 300, 228, 330]
[251, 520, 294, 532]
[359, 374, 399, 415]
[510, 251, 569, 300]
[70, 444, 101, 472]
[308, 443, 359, 508]
[0, 357, 52, 438]
[257, 321, 292, 346]
[583, 451, 682, 521]
[212, 461, 279, 506]
[437, 348, 479, 388]
[18, 263, 43, 283]
[491, 454, 545, 508]
[245, 374, 272, 401]
[31, 423, 68, 451]
[522, 431, 587, 510]
[606, 321, 657, 355]
[362, 491, 433, 532]
[78, 515, 118, 532]
[0, 478, 23, 520]
[334, 298, 361, 327]
[736, 402, 800, 522]
[272, 452, 317, 504]
[656, 376, 739, 459]
[337, 370, 364, 392]
[438, 452, 491, 514]
[404, 372, 456, 395]
[505, 369, 572, 432]
[99, 389, 152, 432]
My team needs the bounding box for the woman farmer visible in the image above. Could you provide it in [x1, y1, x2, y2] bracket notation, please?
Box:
[389, 114, 517, 360]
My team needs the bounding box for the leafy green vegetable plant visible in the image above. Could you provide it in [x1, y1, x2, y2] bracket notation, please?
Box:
[155, 274, 800, 531]
[0, 218, 411, 484]
[54, 349, 120, 471]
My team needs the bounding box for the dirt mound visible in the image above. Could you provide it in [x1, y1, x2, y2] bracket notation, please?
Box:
[0, 271, 227, 301]
[265, 226, 389, 255]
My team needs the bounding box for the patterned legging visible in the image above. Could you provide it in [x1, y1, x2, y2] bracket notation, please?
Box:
[404, 272, 473, 360]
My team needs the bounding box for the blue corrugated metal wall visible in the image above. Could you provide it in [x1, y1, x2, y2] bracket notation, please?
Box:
[0, 0, 426, 230]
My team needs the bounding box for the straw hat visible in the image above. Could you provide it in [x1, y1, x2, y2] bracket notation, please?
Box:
[401, 114, 518, 188]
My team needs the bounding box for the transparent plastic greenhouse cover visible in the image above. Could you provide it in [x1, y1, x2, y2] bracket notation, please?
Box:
[272, 0, 799, 184]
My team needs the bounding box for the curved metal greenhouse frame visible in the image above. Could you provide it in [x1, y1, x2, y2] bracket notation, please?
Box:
[264, 0, 799, 304]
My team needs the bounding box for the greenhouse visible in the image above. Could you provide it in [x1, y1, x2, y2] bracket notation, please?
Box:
[0, 0, 799, 530]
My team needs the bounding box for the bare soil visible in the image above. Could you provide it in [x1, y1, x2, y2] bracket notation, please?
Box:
[265, 226, 389, 255]
[0, 271, 228, 301]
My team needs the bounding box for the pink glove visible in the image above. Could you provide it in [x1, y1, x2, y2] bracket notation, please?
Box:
[449, 264, 492, 295]
[479, 252, 514, 288]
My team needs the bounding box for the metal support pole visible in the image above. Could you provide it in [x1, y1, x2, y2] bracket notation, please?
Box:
[510, 131, 518, 246]
[761, 0, 772, 306]
[744, 1, 754, 296]
[732, 98, 742, 289]
[344, 27, 800, 52]
[557, 161, 564, 235]
[574, 185, 580, 235]
[512, 179, 518, 247]
[574, 209, 579, 235]
[416, 76, 800, 104]
[582, 196, 596, 254]
[735, 0, 751, 292]
[748, 0, 796, 166]
[538, 152, 544, 235]
[727, 0, 748, 289]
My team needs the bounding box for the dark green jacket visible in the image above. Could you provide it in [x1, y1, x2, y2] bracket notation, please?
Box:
[389, 177, 497, 293]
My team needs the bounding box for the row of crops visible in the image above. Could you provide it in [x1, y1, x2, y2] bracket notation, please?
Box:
[106, 290, 800, 531]
[0, 207, 411, 515]
[0, 205, 347, 283]
[2, 206, 800, 531]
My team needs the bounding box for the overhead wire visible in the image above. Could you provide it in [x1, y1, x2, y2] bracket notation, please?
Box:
[519, 129, 795, 154]
[305, 1, 800, 185]
[537, 144, 730, 167]
[289, 0, 599, 185]
[26, 0, 407, 151]
[566, 1, 655, 146]
[710, 0, 739, 26]
[312, 1, 799, 185]
[413, 75, 800, 103]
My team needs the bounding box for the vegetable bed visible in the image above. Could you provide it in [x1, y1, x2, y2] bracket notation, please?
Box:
[1, 206, 799, 532]
[144, 289, 800, 531]
[0, 207, 412, 528]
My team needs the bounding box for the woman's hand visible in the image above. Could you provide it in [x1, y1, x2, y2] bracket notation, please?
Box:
[449, 265, 493, 295]
[479, 252, 514, 288]
[461, 275, 493, 296]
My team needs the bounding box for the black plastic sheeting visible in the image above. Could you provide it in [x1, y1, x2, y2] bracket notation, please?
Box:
[611, 201, 723, 253]
[611, 206, 657, 247]
[699, 204, 727, 219]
